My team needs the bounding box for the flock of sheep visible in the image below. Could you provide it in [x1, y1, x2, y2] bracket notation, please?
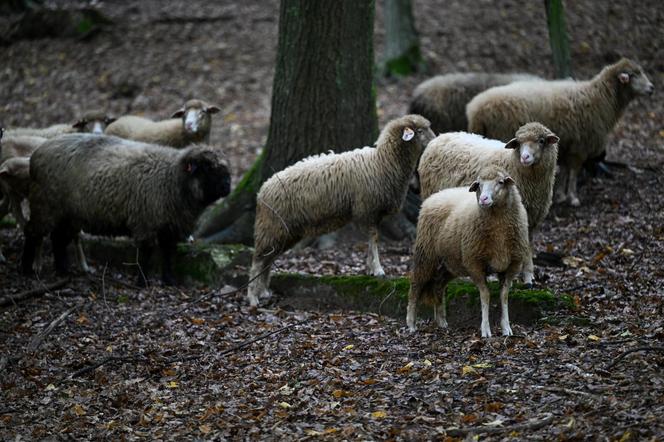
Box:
[0, 57, 653, 338]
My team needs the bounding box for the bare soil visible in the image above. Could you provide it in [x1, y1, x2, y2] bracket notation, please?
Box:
[1, 0, 663, 440]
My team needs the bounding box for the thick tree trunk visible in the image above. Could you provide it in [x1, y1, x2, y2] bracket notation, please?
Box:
[196, 0, 378, 244]
[381, 0, 422, 76]
[544, 0, 573, 79]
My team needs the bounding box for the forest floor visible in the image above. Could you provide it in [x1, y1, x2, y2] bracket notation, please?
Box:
[1, 0, 663, 440]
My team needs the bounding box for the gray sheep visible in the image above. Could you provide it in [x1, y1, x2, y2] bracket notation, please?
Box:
[21, 134, 231, 285]
[467, 58, 654, 206]
[409, 72, 540, 134]
[247, 115, 435, 306]
[105, 99, 220, 148]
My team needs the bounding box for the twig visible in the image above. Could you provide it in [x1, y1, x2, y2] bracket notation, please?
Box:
[69, 355, 148, 379]
[445, 413, 555, 437]
[155, 14, 235, 24]
[28, 304, 79, 353]
[605, 346, 664, 370]
[537, 386, 596, 398]
[0, 278, 69, 307]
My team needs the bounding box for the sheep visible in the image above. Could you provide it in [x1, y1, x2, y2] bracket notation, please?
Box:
[21, 134, 231, 285]
[247, 114, 435, 306]
[74, 110, 117, 134]
[105, 99, 221, 148]
[5, 123, 80, 139]
[466, 58, 654, 206]
[407, 166, 530, 337]
[418, 122, 559, 286]
[409, 72, 540, 135]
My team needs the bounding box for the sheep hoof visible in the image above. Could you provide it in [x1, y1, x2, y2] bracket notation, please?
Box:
[408, 324, 417, 333]
[0, 253, 5, 263]
[523, 282, 533, 289]
[371, 268, 386, 278]
[437, 319, 448, 329]
[502, 325, 513, 336]
[569, 197, 581, 207]
[481, 325, 492, 338]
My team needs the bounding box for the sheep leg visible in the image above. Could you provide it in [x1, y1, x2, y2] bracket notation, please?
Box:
[554, 164, 568, 205]
[522, 231, 535, 288]
[366, 226, 385, 277]
[21, 221, 43, 276]
[247, 253, 276, 307]
[498, 273, 514, 336]
[157, 232, 177, 286]
[472, 276, 492, 338]
[75, 234, 91, 273]
[566, 160, 582, 207]
[407, 257, 437, 332]
[432, 280, 449, 329]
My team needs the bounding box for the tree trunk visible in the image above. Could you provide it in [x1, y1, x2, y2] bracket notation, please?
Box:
[381, 0, 422, 76]
[196, 0, 378, 245]
[544, 0, 573, 79]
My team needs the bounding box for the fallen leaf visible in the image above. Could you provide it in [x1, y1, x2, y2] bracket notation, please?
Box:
[77, 314, 90, 325]
[397, 362, 414, 373]
[342, 344, 354, 351]
[423, 359, 432, 367]
[332, 390, 352, 398]
[371, 410, 387, 419]
[199, 424, 212, 435]
[162, 368, 176, 377]
[73, 404, 86, 416]
[587, 335, 600, 341]
[278, 402, 292, 409]
[482, 418, 504, 427]
[167, 381, 178, 388]
[190, 317, 206, 325]
[462, 365, 477, 376]
[472, 362, 492, 369]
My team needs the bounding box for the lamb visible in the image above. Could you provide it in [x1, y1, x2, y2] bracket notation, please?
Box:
[407, 166, 530, 337]
[418, 122, 559, 286]
[409, 72, 540, 135]
[466, 58, 654, 206]
[247, 114, 435, 306]
[21, 134, 231, 285]
[75, 110, 117, 134]
[105, 99, 221, 148]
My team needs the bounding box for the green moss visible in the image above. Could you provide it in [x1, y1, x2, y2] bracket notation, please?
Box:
[383, 45, 423, 77]
[0, 215, 17, 229]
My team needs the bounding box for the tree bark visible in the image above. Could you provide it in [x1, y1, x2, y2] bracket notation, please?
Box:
[544, 0, 573, 79]
[381, 0, 422, 76]
[196, 0, 378, 244]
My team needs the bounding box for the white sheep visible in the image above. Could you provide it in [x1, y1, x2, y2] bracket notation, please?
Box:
[104, 99, 221, 148]
[247, 114, 435, 306]
[407, 166, 530, 337]
[466, 58, 654, 206]
[5, 123, 80, 139]
[418, 122, 559, 286]
[409, 72, 540, 134]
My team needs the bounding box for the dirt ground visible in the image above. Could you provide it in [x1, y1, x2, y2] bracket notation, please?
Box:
[1, 0, 663, 440]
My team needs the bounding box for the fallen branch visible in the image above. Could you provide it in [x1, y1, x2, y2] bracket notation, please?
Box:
[28, 304, 80, 353]
[155, 14, 235, 24]
[70, 355, 149, 379]
[605, 346, 664, 370]
[0, 279, 69, 307]
[445, 413, 555, 437]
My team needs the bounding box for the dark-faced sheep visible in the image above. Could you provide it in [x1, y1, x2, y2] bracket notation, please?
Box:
[467, 58, 654, 206]
[21, 135, 231, 285]
[105, 99, 221, 148]
[247, 114, 435, 306]
[408, 167, 530, 337]
[409, 72, 540, 135]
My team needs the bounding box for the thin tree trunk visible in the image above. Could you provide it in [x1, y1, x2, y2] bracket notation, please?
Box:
[196, 0, 378, 244]
[381, 0, 422, 76]
[544, 0, 573, 78]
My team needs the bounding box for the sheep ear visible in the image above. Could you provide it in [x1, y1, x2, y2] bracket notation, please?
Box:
[402, 127, 415, 141]
[205, 105, 221, 114]
[545, 134, 559, 145]
[104, 116, 117, 125]
[618, 72, 630, 84]
[469, 181, 480, 192]
[504, 138, 520, 149]
[172, 109, 186, 118]
[184, 161, 198, 174]
[502, 176, 516, 186]
[72, 120, 87, 130]
[0, 127, 3, 140]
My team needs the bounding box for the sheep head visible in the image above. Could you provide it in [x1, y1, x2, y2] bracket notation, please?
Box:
[505, 122, 559, 167]
[611, 58, 654, 97]
[179, 145, 231, 207]
[74, 110, 116, 134]
[469, 167, 516, 209]
[172, 99, 221, 137]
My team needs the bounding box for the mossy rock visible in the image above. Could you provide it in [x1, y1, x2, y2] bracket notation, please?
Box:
[269, 274, 572, 327]
[78, 236, 252, 286]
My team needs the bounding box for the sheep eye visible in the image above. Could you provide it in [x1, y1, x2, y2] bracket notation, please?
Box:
[538, 138, 545, 145]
